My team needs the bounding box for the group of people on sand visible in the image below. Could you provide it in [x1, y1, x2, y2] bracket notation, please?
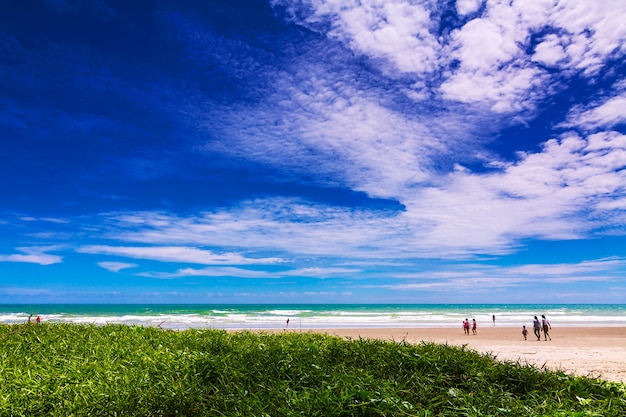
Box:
[522, 315, 551, 341]
[27, 314, 41, 324]
[462, 318, 477, 335]
[462, 314, 551, 341]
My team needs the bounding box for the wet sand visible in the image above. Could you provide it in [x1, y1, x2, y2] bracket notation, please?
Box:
[299, 326, 626, 383]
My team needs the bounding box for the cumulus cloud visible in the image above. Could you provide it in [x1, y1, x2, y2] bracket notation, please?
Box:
[272, 0, 626, 113]
[531, 34, 569, 67]
[274, 0, 441, 74]
[456, 0, 482, 17]
[403, 130, 626, 253]
[439, 65, 545, 113]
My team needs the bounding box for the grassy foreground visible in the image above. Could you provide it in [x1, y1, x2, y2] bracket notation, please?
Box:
[0, 324, 624, 416]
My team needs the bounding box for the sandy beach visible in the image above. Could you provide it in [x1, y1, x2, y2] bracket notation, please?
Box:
[296, 327, 626, 383]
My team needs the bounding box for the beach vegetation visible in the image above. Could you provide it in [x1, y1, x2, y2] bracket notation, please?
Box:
[0, 323, 624, 416]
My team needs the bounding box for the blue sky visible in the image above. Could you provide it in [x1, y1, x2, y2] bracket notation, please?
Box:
[1, 0, 625, 304]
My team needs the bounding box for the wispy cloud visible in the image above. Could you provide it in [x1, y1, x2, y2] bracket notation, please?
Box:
[94, 122, 626, 260]
[138, 266, 275, 279]
[282, 267, 362, 277]
[79, 245, 284, 265]
[384, 257, 625, 292]
[564, 93, 626, 131]
[0, 247, 62, 265]
[97, 261, 137, 273]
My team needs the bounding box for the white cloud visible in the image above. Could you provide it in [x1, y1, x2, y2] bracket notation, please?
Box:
[273, 0, 626, 113]
[78, 245, 284, 265]
[201, 66, 444, 199]
[97, 201, 407, 259]
[98, 124, 626, 260]
[456, 0, 482, 17]
[19, 216, 70, 224]
[403, 130, 626, 253]
[139, 267, 275, 279]
[275, 0, 441, 75]
[385, 257, 625, 292]
[439, 65, 544, 113]
[389, 276, 523, 291]
[565, 94, 626, 131]
[531, 34, 568, 67]
[283, 267, 362, 277]
[448, 17, 520, 71]
[549, 0, 626, 75]
[0, 246, 62, 265]
[97, 261, 137, 272]
[503, 258, 626, 278]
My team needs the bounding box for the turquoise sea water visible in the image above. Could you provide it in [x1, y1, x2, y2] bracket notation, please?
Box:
[1, 304, 625, 330]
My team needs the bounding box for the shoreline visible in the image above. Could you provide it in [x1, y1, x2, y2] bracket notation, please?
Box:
[279, 326, 626, 384]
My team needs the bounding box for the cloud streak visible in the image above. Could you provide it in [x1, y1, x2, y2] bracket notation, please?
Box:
[0, 247, 62, 266]
[97, 261, 138, 273]
[79, 245, 284, 265]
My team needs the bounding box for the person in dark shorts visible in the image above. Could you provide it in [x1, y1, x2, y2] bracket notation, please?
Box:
[541, 315, 551, 341]
[522, 325, 528, 340]
[533, 316, 541, 340]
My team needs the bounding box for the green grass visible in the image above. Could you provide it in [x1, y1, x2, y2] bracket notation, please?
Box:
[0, 324, 624, 416]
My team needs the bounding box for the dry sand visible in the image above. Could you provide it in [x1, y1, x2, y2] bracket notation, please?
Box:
[298, 326, 626, 383]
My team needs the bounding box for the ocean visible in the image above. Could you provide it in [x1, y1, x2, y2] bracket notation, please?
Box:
[1, 304, 625, 330]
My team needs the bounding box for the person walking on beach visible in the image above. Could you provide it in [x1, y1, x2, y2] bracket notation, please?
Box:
[533, 316, 541, 340]
[541, 315, 551, 341]
[492, 314, 496, 327]
[522, 325, 528, 340]
[463, 319, 470, 335]
[472, 319, 477, 335]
